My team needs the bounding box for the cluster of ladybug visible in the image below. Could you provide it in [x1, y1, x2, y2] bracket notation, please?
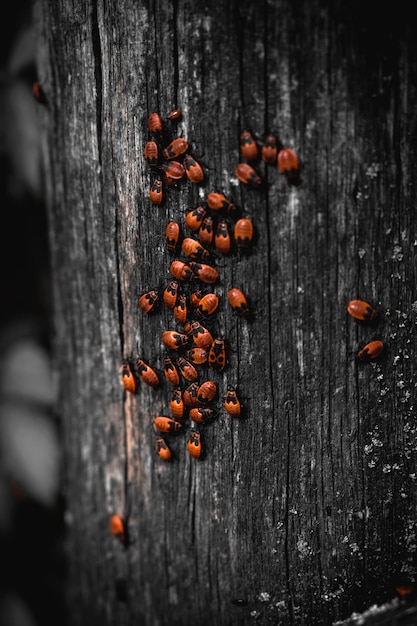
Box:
[347, 299, 385, 360]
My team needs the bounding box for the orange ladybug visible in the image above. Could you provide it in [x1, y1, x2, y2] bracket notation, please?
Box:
[181, 237, 211, 261]
[187, 431, 202, 458]
[144, 140, 159, 167]
[183, 154, 204, 183]
[135, 359, 159, 387]
[109, 514, 126, 544]
[174, 294, 188, 324]
[147, 112, 163, 137]
[161, 160, 185, 180]
[121, 361, 137, 393]
[277, 148, 299, 184]
[207, 192, 235, 213]
[163, 137, 189, 160]
[165, 221, 181, 252]
[169, 387, 185, 419]
[153, 416, 183, 433]
[156, 438, 172, 461]
[357, 340, 384, 361]
[170, 260, 193, 281]
[161, 330, 189, 350]
[185, 205, 206, 232]
[188, 320, 213, 349]
[208, 338, 226, 372]
[215, 220, 231, 254]
[189, 262, 219, 284]
[164, 356, 180, 386]
[163, 280, 179, 309]
[149, 177, 163, 205]
[347, 299, 378, 321]
[198, 216, 215, 246]
[183, 382, 200, 406]
[189, 407, 216, 423]
[239, 130, 259, 161]
[196, 293, 219, 317]
[234, 218, 253, 251]
[185, 347, 209, 365]
[197, 380, 217, 404]
[177, 356, 199, 382]
[228, 287, 250, 317]
[138, 289, 159, 313]
[235, 163, 262, 188]
[262, 134, 278, 164]
[224, 388, 241, 417]
[168, 108, 182, 120]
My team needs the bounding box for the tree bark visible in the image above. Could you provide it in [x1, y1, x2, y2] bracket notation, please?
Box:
[33, 0, 417, 624]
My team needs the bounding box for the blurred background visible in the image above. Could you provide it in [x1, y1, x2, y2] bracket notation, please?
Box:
[0, 2, 66, 625]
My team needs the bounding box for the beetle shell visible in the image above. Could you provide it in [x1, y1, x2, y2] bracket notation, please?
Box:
[234, 218, 253, 251]
[138, 289, 159, 313]
[149, 177, 163, 205]
[228, 287, 250, 317]
[347, 299, 378, 321]
[188, 320, 214, 349]
[185, 347, 209, 365]
[277, 148, 299, 183]
[207, 192, 235, 213]
[164, 356, 180, 386]
[187, 431, 202, 458]
[144, 140, 159, 167]
[153, 416, 183, 433]
[215, 220, 231, 254]
[161, 160, 185, 180]
[224, 388, 241, 417]
[196, 293, 219, 317]
[135, 359, 159, 387]
[190, 290, 203, 307]
[109, 514, 126, 544]
[163, 137, 189, 160]
[32, 81, 47, 104]
[183, 382, 200, 406]
[197, 380, 217, 404]
[162, 331, 189, 350]
[198, 216, 215, 246]
[235, 162, 262, 188]
[170, 260, 193, 281]
[121, 361, 137, 393]
[189, 262, 219, 284]
[165, 221, 181, 252]
[169, 387, 185, 419]
[189, 407, 216, 424]
[163, 280, 179, 309]
[181, 237, 211, 262]
[208, 338, 226, 372]
[177, 356, 199, 382]
[156, 438, 172, 461]
[357, 340, 384, 361]
[186, 206, 206, 231]
[262, 134, 278, 164]
[148, 112, 163, 136]
[174, 294, 188, 324]
[183, 154, 205, 183]
[239, 130, 259, 161]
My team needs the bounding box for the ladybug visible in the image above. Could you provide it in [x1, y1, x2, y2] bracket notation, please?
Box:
[165, 221, 181, 252]
[153, 416, 183, 433]
[183, 382, 200, 406]
[277, 148, 299, 184]
[185, 205, 206, 232]
[347, 299, 378, 321]
[189, 407, 216, 423]
[228, 287, 250, 317]
[208, 338, 226, 372]
[121, 361, 137, 393]
[185, 347, 209, 365]
[174, 294, 188, 324]
[234, 218, 253, 251]
[239, 130, 259, 161]
[138, 289, 159, 313]
[189, 262, 219, 284]
[164, 356, 180, 386]
[197, 380, 217, 404]
[235, 162, 262, 188]
[163, 137, 189, 160]
[144, 140, 159, 167]
[32, 80, 47, 104]
[215, 220, 231, 254]
[177, 356, 199, 382]
[262, 134, 278, 164]
[147, 112, 163, 137]
[168, 108, 182, 120]
[161, 160, 185, 181]
[188, 320, 214, 349]
[187, 431, 202, 459]
[181, 237, 211, 261]
[183, 154, 204, 183]
[156, 438, 172, 461]
[207, 192, 235, 213]
[196, 293, 219, 317]
[190, 289, 203, 307]
[224, 388, 241, 417]
[198, 215, 215, 246]
[161, 331, 189, 350]
[135, 359, 159, 387]
[357, 340, 384, 361]
[170, 260, 193, 281]
[169, 387, 185, 419]
[163, 280, 179, 309]
[149, 177, 163, 205]
[109, 514, 126, 544]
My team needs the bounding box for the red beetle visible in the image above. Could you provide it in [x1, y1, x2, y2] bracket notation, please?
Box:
[181, 237, 211, 261]
[161, 331, 189, 350]
[357, 340, 384, 361]
[121, 361, 137, 393]
[347, 299, 378, 321]
[228, 287, 250, 317]
[161, 160, 185, 181]
[224, 388, 241, 417]
[188, 320, 213, 349]
[215, 220, 231, 254]
[32, 81, 47, 104]
[239, 130, 259, 161]
[156, 438, 172, 461]
[183, 154, 204, 183]
[109, 514, 126, 544]
[135, 359, 159, 387]
[174, 294, 188, 324]
[163, 356, 180, 386]
[207, 192, 236, 214]
[196, 293, 219, 317]
[163, 137, 189, 160]
[235, 163, 262, 188]
[177, 356, 199, 382]
[147, 112, 163, 137]
[168, 108, 182, 120]
[262, 134, 278, 164]
[197, 380, 217, 404]
[149, 177, 163, 205]
[185, 206, 206, 232]
[169, 387, 185, 419]
[187, 431, 202, 458]
[189, 407, 216, 423]
[170, 260, 193, 281]
[163, 280, 179, 309]
[189, 262, 219, 284]
[198, 216, 215, 246]
[183, 382, 200, 406]
[234, 218, 253, 251]
[277, 148, 299, 184]
[138, 289, 159, 313]
[153, 416, 183, 433]
[165, 221, 181, 252]
[185, 346, 209, 365]
[144, 140, 159, 167]
[208, 338, 226, 372]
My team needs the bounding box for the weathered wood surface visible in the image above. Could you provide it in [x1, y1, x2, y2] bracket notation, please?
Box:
[33, 1, 417, 624]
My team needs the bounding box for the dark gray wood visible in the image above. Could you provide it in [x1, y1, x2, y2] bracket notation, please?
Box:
[33, 0, 417, 624]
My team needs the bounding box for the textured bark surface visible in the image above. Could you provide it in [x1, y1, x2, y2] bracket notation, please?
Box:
[33, 1, 417, 624]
